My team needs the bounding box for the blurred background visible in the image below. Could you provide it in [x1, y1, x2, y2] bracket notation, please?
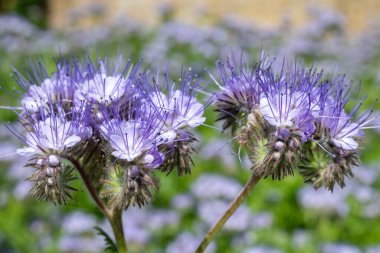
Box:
[1, 0, 380, 252]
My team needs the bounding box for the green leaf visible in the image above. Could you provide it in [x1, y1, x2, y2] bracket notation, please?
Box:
[94, 226, 118, 253]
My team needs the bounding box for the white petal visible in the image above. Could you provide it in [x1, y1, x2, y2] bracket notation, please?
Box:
[25, 133, 39, 147]
[332, 137, 359, 150]
[186, 102, 204, 118]
[21, 97, 40, 112]
[173, 115, 186, 129]
[16, 147, 38, 157]
[260, 99, 280, 126]
[142, 154, 154, 165]
[188, 116, 206, 127]
[111, 151, 129, 160]
[150, 92, 168, 109]
[39, 138, 55, 150]
[63, 135, 81, 148]
[339, 123, 359, 138]
[110, 135, 125, 150]
[158, 130, 177, 144]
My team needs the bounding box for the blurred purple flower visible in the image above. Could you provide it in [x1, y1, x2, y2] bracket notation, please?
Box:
[243, 246, 283, 253]
[321, 243, 361, 253]
[191, 174, 242, 200]
[166, 232, 216, 253]
[297, 186, 349, 216]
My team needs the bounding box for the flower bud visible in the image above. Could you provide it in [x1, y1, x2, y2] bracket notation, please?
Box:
[288, 137, 301, 151]
[160, 133, 196, 176]
[47, 155, 60, 167]
[277, 128, 290, 141]
[298, 142, 357, 191]
[102, 164, 159, 209]
[273, 152, 281, 161]
[45, 167, 55, 177]
[27, 156, 76, 205]
[274, 141, 284, 151]
[95, 111, 104, 123]
[252, 133, 301, 180]
[36, 158, 46, 167]
[47, 177, 54, 186]
[129, 166, 140, 179]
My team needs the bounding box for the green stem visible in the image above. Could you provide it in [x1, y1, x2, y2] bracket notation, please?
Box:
[195, 174, 261, 253]
[110, 209, 127, 253]
[66, 157, 112, 219]
[66, 157, 127, 252]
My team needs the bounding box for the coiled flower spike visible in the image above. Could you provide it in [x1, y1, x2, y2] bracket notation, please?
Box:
[10, 101, 91, 204]
[196, 54, 379, 253]
[5, 52, 209, 252]
[299, 77, 376, 191]
[214, 54, 378, 188]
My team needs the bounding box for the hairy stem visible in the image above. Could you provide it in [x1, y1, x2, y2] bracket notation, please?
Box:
[66, 157, 112, 219]
[195, 174, 261, 253]
[110, 209, 127, 253]
[67, 157, 127, 252]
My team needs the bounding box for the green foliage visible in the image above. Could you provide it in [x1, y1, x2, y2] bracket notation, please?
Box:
[94, 226, 117, 253]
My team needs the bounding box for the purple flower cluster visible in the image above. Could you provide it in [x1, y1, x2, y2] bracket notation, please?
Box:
[10, 54, 206, 206]
[214, 55, 376, 190]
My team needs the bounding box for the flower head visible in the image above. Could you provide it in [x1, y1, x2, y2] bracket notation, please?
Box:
[14, 59, 77, 113]
[257, 63, 323, 142]
[316, 79, 372, 151]
[100, 112, 163, 168]
[214, 54, 378, 188]
[214, 55, 267, 132]
[138, 70, 207, 176]
[296, 78, 375, 191]
[74, 56, 140, 105]
[98, 99, 165, 208]
[16, 105, 91, 157]
[142, 70, 206, 131]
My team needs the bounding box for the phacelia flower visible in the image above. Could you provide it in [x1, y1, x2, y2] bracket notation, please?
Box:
[96, 97, 166, 208]
[8, 104, 91, 205]
[74, 56, 140, 106]
[299, 78, 375, 191]
[6, 53, 206, 208]
[213, 55, 267, 133]
[214, 54, 378, 190]
[14, 60, 77, 114]
[100, 116, 162, 168]
[139, 70, 207, 176]
[17, 111, 91, 157]
[257, 62, 324, 141]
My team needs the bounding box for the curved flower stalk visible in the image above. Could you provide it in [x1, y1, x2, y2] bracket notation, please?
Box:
[196, 55, 378, 253]
[5, 54, 207, 253]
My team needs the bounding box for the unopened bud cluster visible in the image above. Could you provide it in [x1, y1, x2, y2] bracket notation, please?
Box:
[27, 155, 76, 205]
[11, 54, 206, 207]
[215, 56, 376, 191]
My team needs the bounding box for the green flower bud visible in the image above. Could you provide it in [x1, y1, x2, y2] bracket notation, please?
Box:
[251, 133, 301, 180]
[298, 142, 359, 191]
[101, 164, 159, 209]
